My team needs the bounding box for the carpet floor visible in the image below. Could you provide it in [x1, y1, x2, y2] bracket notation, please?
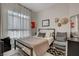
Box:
[47, 47, 65, 56]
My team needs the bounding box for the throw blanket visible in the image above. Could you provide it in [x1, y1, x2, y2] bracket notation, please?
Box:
[33, 38, 49, 56]
[17, 37, 49, 56]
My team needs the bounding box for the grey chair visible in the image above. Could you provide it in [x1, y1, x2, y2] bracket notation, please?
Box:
[53, 32, 67, 50]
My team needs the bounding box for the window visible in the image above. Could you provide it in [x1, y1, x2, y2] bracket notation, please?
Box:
[8, 10, 31, 39]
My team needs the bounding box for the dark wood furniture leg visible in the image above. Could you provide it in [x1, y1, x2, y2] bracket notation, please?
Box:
[14, 40, 16, 50]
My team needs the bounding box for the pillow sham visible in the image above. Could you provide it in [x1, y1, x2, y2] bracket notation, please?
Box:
[38, 32, 46, 37]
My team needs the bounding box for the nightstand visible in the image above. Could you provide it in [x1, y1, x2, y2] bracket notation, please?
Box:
[0, 40, 4, 56]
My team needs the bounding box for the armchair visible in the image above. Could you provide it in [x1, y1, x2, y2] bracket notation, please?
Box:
[1, 37, 11, 52]
[53, 32, 67, 50]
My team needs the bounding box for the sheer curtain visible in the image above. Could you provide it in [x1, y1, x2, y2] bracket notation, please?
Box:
[0, 4, 31, 49]
[7, 4, 31, 48]
[8, 7, 31, 39]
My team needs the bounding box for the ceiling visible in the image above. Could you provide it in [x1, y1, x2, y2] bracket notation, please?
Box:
[21, 3, 55, 12]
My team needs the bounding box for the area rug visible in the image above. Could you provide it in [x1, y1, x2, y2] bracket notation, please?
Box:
[47, 47, 65, 56]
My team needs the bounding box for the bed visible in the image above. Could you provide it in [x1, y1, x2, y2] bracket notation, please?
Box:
[14, 28, 55, 56]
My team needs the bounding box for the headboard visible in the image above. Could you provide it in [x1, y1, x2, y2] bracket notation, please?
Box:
[38, 28, 55, 39]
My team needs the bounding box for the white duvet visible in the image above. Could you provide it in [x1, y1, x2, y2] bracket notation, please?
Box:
[33, 36, 54, 45]
[17, 36, 54, 56]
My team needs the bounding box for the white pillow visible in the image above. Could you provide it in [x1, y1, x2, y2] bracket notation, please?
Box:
[46, 32, 50, 37]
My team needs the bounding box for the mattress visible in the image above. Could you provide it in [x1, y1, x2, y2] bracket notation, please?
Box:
[16, 36, 54, 56]
[43, 37, 54, 45]
[17, 36, 54, 46]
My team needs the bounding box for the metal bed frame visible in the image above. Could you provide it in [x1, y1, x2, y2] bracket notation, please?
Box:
[14, 40, 33, 56]
[14, 28, 55, 56]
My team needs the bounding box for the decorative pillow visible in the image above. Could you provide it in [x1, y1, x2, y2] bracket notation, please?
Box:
[50, 32, 54, 37]
[38, 32, 46, 37]
[46, 32, 50, 37]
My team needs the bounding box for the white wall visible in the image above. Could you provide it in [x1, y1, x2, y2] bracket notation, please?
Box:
[37, 4, 70, 37]
[69, 3, 79, 16]
[37, 3, 79, 37]
[31, 11, 38, 35]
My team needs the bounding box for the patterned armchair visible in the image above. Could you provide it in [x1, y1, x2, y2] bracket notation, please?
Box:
[53, 32, 67, 50]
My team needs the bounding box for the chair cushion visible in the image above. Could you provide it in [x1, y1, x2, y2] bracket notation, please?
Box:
[54, 41, 66, 47]
[54, 44, 66, 50]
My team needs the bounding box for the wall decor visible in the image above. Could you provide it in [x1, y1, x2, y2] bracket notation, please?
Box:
[61, 17, 69, 24]
[42, 19, 50, 27]
[58, 23, 62, 27]
[55, 17, 69, 28]
[55, 18, 59, 23]
[31, 19, 36, 29]
[70, 20, 75, 28]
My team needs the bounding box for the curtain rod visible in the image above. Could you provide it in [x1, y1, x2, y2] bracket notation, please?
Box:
[18, 3, 32, 12]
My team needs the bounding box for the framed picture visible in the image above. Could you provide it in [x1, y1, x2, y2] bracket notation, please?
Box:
[42, 19, 50, 27]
